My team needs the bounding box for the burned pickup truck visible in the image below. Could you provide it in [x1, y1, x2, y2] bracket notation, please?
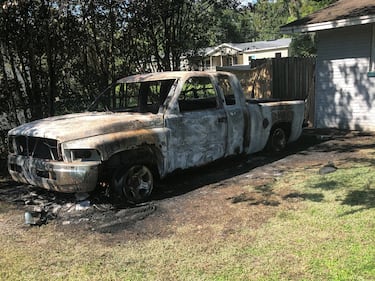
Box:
[8, 71, 304, 203]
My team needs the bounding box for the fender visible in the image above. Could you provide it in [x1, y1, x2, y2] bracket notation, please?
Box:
[62, 127, 169, 162]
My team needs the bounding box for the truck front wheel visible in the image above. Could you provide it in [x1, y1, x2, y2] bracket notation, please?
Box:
[267, 127, 287, 152]
[112, 164, 154, 204]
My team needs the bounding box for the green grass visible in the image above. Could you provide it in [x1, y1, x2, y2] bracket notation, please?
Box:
[0, 162, 374, 280]
[247, 164, 375, 281]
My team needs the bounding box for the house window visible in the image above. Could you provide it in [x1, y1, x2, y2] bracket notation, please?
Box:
[369, 23, 375, 77]
[248, 55, 255, 65]
[275, 52, 282, 58]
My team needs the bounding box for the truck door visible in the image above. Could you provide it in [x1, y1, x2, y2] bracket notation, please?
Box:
[164, 76, 228, 171]
[217, 74, 246, 156]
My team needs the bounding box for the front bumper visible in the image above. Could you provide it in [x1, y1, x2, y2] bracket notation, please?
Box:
[8, 155, 100, 193]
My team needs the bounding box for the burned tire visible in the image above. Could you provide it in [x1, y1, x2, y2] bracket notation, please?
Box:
[112, 164, 154, 204]
[267, 127, 287, 152]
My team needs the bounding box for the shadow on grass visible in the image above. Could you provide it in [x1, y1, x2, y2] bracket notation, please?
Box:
[341, 188, 375, 215]
[283, 192, 324, 202]
[228, 186, 281, 206]
[315, 142, 375, 154]
[345, 157, 375, 166]
[311, 180, 340, 190]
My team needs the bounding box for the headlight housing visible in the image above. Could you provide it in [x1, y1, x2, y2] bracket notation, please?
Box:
[64, 149, 101, 162]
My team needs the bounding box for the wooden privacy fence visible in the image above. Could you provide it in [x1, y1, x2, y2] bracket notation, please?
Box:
[218, 57, 316, 126]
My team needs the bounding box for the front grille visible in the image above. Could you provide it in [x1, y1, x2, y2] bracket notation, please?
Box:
[12, 136, 60, 160]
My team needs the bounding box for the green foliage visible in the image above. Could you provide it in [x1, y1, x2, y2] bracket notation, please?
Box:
[252, 0, 290, 41]
[290, 34, 317, 57]
[286, 0, 338, 56]
[209, 5, 256, 44]
[125, 0, 222, 71]
[287, 0, 336, 23]
[249, 0, 337, 45]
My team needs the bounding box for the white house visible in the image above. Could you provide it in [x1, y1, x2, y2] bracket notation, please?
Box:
[181, 38, 291, 71]
[281, 0, 375, 131]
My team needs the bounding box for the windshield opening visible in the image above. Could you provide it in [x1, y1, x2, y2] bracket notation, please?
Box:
[88, 79, 176, 113]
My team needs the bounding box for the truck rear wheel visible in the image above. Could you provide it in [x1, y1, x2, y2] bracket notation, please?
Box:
[267, 127, 287, 152]
[112, 164, 154, 204]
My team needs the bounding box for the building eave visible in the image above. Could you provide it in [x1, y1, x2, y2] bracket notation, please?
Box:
[205, 43, 242, 56]
[281, 14, 375, 34]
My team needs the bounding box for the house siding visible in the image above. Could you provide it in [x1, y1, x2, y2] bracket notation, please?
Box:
[315, 24, 375, 130]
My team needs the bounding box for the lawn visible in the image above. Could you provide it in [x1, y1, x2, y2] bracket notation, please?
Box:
[0, 153, 374, 280]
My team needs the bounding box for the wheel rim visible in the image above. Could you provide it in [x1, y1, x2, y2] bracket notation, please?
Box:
[271, 128, 286, 152]
[116, 165, 154, 204]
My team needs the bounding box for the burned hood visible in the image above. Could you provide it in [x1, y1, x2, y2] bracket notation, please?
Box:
[8, 112, 163, 143]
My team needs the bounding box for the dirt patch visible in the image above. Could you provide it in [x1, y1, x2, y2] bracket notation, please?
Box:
[0, 129, 374, 242]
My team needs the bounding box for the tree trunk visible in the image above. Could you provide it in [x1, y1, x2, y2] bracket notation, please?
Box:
[27, 47, 43, 121]
[46, 38, 56, 117]
[0, 42, 20, 126]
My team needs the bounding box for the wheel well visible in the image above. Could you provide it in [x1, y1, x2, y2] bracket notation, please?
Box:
[101, 146, 162, 181]
[265, 122, 291, 153]
[271, 122, 291, 140]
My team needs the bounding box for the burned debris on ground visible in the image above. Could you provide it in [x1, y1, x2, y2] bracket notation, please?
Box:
[0, 182, 157, 231]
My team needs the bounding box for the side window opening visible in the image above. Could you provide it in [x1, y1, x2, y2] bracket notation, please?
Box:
[90, 79, 175, 113]
[178, 76, 218, 112]
[217, 75, 236, 105]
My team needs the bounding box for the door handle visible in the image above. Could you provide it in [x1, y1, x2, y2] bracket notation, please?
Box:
[218, 116, 227, 123]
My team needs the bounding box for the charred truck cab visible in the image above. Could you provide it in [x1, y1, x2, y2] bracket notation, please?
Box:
[8, 71, 305, 204]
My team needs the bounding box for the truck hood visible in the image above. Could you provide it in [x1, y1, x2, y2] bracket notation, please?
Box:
[8, 112, 164, 143]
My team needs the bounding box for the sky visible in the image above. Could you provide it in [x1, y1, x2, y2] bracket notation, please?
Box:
[240, 0, 259, 7]
[241, 0, 257, 4]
